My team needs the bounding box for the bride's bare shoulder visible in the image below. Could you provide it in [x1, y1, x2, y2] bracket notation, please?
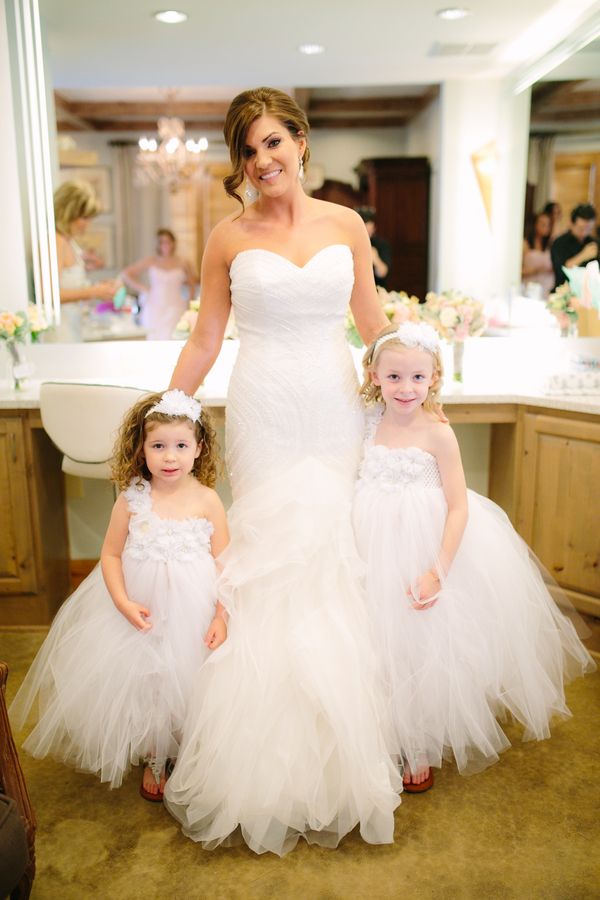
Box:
[204, 212, 249, 261]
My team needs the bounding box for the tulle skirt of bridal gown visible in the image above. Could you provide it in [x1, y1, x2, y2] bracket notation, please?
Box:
[164, 458, 402, 856]
[352, 485, 596, 777]
[10, 555, 217, 788]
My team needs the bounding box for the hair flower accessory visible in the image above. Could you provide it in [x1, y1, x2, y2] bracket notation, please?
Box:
[374, 322, 440, 356]
[146, 389, 201, 422]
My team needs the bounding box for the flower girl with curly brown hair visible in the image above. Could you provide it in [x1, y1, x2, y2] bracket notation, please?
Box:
[11, 390, 229, 801]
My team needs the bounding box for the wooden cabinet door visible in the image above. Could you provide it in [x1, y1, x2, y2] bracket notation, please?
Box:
[0, 417, 37, 593]
[552, 152, 600, 219]
[518, 413, 600, 607]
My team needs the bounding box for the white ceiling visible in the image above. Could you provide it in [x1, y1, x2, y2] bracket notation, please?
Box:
[40, 0, 600, 92]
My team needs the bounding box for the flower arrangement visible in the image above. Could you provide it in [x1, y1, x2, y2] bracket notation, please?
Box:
[0, 310, 28, 342]
[420, 291, 486, 342]
[546, 283, 580, 335]
[27, 304, 49, 342]
[0, 309, 36, 390]
[174, 299, 200, 337]
[345, 287, 421, 347]
[174, 298, 238, 340]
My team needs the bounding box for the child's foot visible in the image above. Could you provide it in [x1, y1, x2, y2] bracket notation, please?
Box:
[140, 764, 166, 802]
[403, 764, 434, 793]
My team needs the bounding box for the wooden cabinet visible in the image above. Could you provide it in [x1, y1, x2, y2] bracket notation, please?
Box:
[0, 410, 70, 625]
[516, 410, 600, 615]
[357, 157, 430, 298]
[0, 417, 36, 594]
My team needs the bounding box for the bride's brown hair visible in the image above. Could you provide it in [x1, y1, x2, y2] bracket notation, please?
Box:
[111, 392, 220, 492]
[223, 87, 310, 210]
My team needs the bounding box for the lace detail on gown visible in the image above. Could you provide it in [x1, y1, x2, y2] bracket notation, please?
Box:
[123, 479, 213, 561]
[359, 407, 442, 491]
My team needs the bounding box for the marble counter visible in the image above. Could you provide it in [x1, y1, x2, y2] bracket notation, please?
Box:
[1, 335, 599, 417]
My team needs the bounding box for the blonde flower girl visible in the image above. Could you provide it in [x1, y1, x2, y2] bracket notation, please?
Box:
[352, 322, 595, 791]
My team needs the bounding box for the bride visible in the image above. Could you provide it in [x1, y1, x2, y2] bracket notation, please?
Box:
[163, 87, 400, 856]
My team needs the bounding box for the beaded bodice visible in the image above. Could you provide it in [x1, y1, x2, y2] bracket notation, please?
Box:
[123, 480, 214, 562]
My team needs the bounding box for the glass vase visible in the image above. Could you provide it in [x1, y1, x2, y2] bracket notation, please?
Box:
[3, 339, 31, 390]
[452, 340, 465, 383]
[560, 320, 579, 338]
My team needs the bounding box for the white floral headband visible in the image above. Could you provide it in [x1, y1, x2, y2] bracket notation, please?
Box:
[371, 322, 440, 359]
[145, 389, 202, 422]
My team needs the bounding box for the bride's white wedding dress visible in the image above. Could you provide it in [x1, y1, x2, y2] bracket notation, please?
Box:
[164, 244, 401, 855]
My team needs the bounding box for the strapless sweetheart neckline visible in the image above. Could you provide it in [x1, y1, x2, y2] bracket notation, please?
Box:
[229, 243, 352, 271]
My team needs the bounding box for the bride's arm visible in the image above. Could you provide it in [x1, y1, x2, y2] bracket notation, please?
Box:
[347, 213, 389, 344]
[169, 229, 232, 394]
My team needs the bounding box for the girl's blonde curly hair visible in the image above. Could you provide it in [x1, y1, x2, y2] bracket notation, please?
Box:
[111, 392, 220, 492]
[359, 323, 444, 415]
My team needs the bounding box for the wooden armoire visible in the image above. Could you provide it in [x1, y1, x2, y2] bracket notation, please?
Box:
[357, 157, 430, 298]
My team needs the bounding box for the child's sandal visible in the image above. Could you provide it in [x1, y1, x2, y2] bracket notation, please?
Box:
[140, 760, 165, 803]
[403, 769, 434, 793]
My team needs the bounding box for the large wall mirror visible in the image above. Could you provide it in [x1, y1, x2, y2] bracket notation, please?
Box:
[11, 0, 600, 344]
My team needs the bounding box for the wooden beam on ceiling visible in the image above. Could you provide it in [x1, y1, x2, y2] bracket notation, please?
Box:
[293, 87, 312, 112]
[309, 96, 426, 115]
[54, 91, 97, 131]
[57, 118, 227, 133]
[531, 80, 587, 111]
[63, 100, 231, 118]
[310, 116, 409, 129]
[530, 108, 600, 123]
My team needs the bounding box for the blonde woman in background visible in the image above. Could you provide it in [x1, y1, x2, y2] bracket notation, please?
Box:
[53, 180, 119, 340]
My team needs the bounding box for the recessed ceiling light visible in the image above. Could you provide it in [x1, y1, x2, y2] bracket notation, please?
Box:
[154, 10, 188, 24]
[436, 7, 471, 20]
[298, 43, 325, 55]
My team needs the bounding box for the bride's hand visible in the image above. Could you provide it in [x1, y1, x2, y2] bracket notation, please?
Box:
[435, 402, 449, 424]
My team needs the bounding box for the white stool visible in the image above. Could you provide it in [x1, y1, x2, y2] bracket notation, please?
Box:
[40, 382, 150, 481]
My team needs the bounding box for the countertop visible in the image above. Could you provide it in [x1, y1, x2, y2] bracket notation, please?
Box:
[1, 336, 599, 417]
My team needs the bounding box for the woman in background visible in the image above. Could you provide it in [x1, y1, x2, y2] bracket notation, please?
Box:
[122, 229, 198, 339]
[53, 180, 119, 340]
[522, 211, 553, 299]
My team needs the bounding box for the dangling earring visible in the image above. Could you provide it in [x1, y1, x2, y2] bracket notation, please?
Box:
[244, 181, 259, 203]
[298, 157, 305, 183]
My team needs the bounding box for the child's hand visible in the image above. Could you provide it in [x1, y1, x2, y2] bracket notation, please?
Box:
[204, 615, 227, 650]
[407, 571, 440, 610]
[119, 599, 152, 631]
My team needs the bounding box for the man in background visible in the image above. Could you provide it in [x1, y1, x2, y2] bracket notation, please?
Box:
[550, 203, 598, 289]
[356, 207, 392, 289]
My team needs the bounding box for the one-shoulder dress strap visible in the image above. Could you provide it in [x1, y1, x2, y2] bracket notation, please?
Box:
[123, 478, 152, 515]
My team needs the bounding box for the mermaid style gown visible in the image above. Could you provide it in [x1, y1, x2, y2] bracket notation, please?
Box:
[164, 245, 401, 855]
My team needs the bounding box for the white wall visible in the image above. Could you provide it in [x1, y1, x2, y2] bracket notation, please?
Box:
[309, 127, 407, 188]
[436, 79, 530, 303]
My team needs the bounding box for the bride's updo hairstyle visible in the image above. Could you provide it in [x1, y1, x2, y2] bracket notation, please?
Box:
[223, 87, 310, 209]
[360, 323, 444, 415]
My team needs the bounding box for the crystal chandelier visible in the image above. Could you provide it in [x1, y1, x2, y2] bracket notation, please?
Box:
[136, 116, 208, 190]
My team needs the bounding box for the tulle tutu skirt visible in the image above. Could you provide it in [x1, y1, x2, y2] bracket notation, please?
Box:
[10, 555, 217, 787]
[164, 458, 402, 856]
[352, 485, 596, 776]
